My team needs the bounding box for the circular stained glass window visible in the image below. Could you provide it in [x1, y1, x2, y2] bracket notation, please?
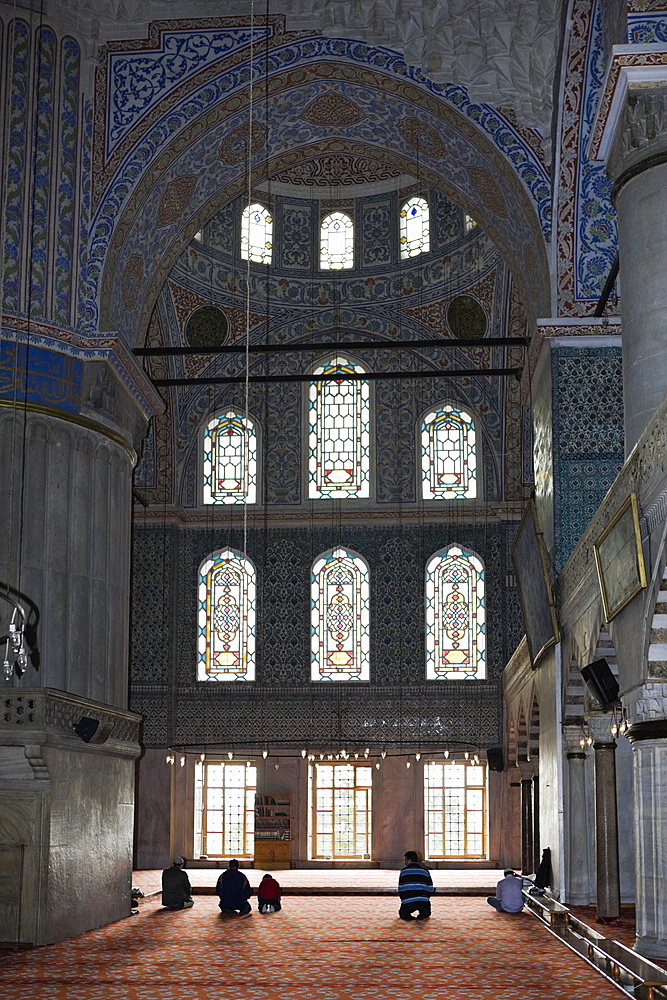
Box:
[446, 295, 487, 340]
[185, 306, 229, 349]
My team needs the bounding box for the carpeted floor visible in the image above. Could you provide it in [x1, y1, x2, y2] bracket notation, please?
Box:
[0, 895, 627, 1000]
[132, 866, 498, 895]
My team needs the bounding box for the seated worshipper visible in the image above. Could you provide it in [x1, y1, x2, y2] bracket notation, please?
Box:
[161, 857, 194, 911]
[398, 851, 435, 921]
[257, 873, 282, 913]
[216, 858, 252, 916]
[487, 870, 525, 913]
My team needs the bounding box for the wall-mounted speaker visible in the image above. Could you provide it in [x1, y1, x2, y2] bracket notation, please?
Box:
[73, 716, 113, 744]
[580, 658, 619, 709]
[487, 747, 504, 772]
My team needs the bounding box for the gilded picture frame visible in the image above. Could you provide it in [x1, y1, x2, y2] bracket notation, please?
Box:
[594, 493, 647, 621]
[511, 501, 560, 667]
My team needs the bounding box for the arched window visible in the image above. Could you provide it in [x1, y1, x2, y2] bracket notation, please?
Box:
[425, 545, 486, 680]
[320, 212, 354, 269]
[308, 356, 370, 499]
[421, 405, 477, 499]
[311, 548, 370, 682]
[197, 549, 256, 681]
[241, 203, 273, 264]
[202, 411, 257, 505]
[400, 196, 430, 258]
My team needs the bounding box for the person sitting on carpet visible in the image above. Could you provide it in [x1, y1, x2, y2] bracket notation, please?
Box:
[161, 857, 194, 911]
[216, 858, 252, 916]
[487, 869, 525, 913]
[398, 850, 435, 921]
[257, 873, 282, 913]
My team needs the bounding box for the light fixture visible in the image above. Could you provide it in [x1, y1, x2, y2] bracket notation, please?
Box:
[200, 753, 205, 762]
[464, 751, 469, 760]
[444, 750, 449, 759]
[180, 756, 186, 767]
[415, 752, 421, 761]
[375, 762, 380, 769]
[406, 761, 411, 769]
[381, 750, 386, 759]
[274, 763, 280, 770]
[301, 749, 307, 757]
[227, 751, 233, 760]
[262, 749, 268, 758]
[619, 707, 628, 735]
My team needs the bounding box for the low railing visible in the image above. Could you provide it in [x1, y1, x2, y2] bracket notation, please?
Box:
[524, 890, 667, 1000]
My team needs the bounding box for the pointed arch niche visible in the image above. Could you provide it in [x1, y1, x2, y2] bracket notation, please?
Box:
[311, 547, 370, 682]
[197, 548, 256, 681]
[425, 544, 486, 679]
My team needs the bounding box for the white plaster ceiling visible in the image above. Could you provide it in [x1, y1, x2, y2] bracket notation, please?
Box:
[41, 0, 565, 135]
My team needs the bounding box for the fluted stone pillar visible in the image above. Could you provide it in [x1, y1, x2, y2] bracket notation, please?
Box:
[591, 732, 620, 921]
[626, 689, 667, 959]
[607, 87, 667, 453]
[0, 337, 162, 945]
[0, 349, 158, 706]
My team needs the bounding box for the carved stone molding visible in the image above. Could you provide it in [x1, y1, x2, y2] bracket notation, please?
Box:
[0, 688, 142, 753]
[608, 85, 667, 188]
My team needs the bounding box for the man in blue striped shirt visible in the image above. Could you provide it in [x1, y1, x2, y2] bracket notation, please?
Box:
[398, 851, 435, 921]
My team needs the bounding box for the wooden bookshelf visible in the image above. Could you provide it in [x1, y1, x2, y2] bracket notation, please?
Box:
[254, 793, 292, 868]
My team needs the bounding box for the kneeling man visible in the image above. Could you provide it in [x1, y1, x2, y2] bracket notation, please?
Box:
[487, 870, 524, 913]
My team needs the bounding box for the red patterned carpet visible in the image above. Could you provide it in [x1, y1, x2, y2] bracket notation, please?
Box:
[0, 896, 627, 1000]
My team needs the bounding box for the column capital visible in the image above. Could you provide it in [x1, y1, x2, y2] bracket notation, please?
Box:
[624, 682, 667, 725]
[608, 86, 667, 193]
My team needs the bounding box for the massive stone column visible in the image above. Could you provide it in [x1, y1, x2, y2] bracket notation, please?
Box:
[606, 86, 667, 454]
[626, 688, 667, 959]
[592, 739, 621, 921]
[565, 747, 593, 904]
[0, 333, 162, 945]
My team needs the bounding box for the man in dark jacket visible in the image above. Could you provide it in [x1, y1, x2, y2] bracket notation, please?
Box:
[216, 858, 252, 916]
[398, 851, 435, 920]
[161, 857, 194, 910]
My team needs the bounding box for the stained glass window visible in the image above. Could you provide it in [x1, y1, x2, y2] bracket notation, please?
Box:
[421, 405, 476, 499]
[320, 212, 354, 269]
[308, 356, 370, 499]
[311, 763, 373, 858]
[203, 411, 257, 505]
[400, 196, 430, 258]
[425, 545, 486, 680]
[311, 548, 370, 682]
[195, 760, 256, 857]
[464, 214, 477, 233]
[425, 761, 487, 858]
[241, 203, 273, 264]
[198, 549, 256, 681]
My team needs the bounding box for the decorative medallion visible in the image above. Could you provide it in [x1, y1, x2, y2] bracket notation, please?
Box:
[156, 175, 199, 228]
[447, 295, 488, 340]
[302, 92, 366, 126]
[185, 305, 229, 349]
[397, 117, 446, 158]
[121, 254, 143, 308]
[219, 123, 268, 164]
[468, 166, 508, 217]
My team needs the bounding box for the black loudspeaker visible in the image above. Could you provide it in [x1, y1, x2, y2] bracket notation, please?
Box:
[487, 747, 504, 772]
[580, 658, 619, 709]
[73, 716, 113, 744]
